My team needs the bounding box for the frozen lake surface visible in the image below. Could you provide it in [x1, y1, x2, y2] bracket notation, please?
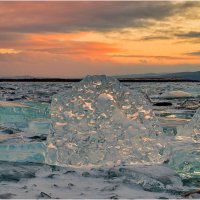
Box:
[0, 77, 200, 199]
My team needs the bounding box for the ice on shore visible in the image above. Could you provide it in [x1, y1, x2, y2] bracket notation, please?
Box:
[47, 75, 166, 167]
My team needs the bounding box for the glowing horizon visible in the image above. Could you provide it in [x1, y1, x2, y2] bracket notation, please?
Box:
[0, 1, 200, 77]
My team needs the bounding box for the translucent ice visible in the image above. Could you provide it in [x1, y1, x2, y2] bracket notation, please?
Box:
[168, 143, 200, 178]
[0, 101, 49, 131]
[0, 142, 46, 163]
[177, 108, 200, 142]
[0, 101, 49, 163]
[168, 108, 200, 178]
[47, 75, 166, 167]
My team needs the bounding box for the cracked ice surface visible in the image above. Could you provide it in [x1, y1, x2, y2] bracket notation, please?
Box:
[47, 75, 166, 167]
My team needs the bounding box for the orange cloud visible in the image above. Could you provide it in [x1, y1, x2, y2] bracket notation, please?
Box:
[18, 34, 122, 61]
[109, 54, 200, 65]
[0, 1, 200, 76]
[0, 48, 21, 54]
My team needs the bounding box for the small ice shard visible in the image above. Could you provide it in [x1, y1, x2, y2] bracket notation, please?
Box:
[177, 108, 200, 142]
[168, 143, 200, 178]
[47, 75, 166, 167]
[170, 108, 200, 178]
[161, 90, 193, 98]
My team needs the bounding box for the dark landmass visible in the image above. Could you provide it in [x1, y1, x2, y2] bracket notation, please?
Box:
[0, 78, 82, 82]
[0, 71, 200, 82]
[118, 78, 199, 82]
[161, 71, 200, 81]
[0, 78, 199, 82]
[1, 71, 200, 82]
[116, 71, 200, 81]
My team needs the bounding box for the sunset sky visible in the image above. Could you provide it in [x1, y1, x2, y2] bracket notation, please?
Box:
[0, 1, 200, 77]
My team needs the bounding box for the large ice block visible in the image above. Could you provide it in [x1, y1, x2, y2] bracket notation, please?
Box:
[47, 75, 166, 167]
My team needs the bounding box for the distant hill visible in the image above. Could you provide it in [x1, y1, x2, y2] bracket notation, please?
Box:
[161, 71, 200, 81]
[0, 76, 34, 79]
[116, 71, 200, 81]
[1, 71, 200, 81]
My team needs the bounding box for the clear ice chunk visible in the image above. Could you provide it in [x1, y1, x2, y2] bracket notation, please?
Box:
[47, 75, 166, 167]
[177, 108, 200, 142]
[168, 108, 200, 178]
[168, 143, 200, 178]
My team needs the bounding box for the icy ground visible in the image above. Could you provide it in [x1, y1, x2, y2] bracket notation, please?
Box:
[0, 161, 194, 199]
[0, 78, 200, 198]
